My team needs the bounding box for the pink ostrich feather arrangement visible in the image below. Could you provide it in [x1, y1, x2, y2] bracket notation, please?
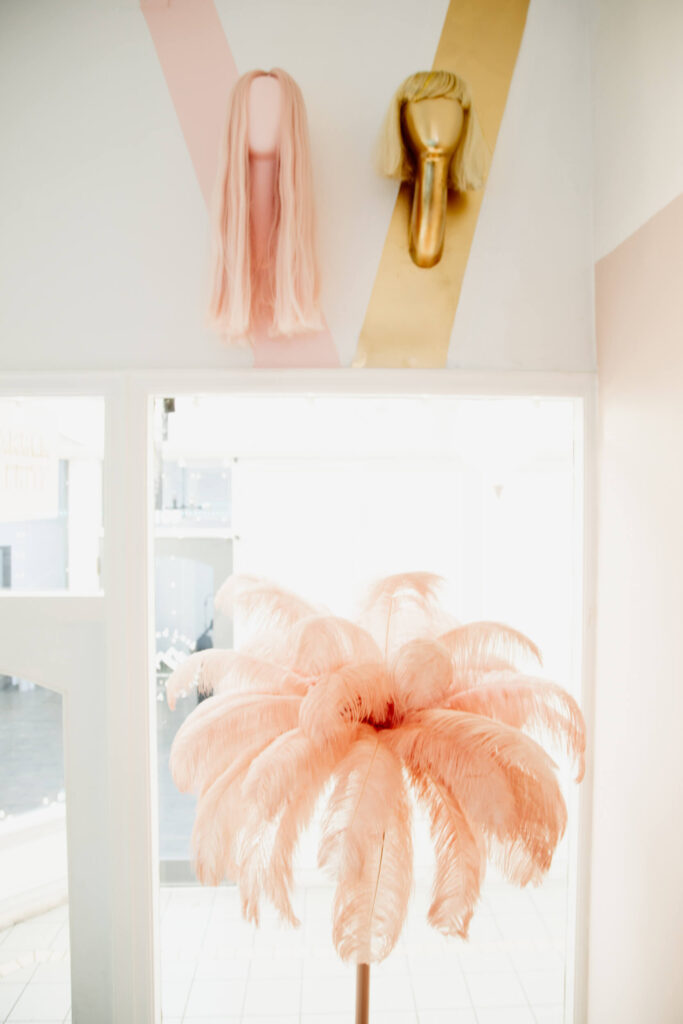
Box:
[167, 572, 585, 964]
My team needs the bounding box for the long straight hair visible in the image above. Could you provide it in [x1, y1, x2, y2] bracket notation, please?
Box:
[378, 70, 490, 192]
[208, 68, 322, 341]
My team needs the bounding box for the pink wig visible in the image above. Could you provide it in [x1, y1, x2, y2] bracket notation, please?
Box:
[208, 68, 323, 341]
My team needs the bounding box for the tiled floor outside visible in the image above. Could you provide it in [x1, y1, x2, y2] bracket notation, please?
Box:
[0, 877, 568, 1023]
[0, 904, 70, 1024]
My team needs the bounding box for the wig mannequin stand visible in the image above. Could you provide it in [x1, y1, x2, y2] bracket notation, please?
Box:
[355, 964, 370, 1024]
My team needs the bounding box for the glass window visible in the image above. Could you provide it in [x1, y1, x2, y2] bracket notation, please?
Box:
[0, 677, 71, 1017]
[153, 392, 582, 1023]
[0, 398, 104, 593]
[153, 398, 235, 880]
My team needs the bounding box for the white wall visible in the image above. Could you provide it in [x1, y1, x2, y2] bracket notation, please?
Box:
[593, 0, 683, 257]
[0, 0, 595, 371]
[590, 2, 683, 1021]
[450, 0, 595, 371]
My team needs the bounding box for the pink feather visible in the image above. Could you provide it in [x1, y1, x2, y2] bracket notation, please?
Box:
[191, 736, 277, 884]
[448, 671, 586, 782]
[215, 573, 320, 633]
[390, 638, 453, 717]
[165, 649, 307, 710]
[238, 733, 347, 926]
[170, 692, 301, 794]
[244, 724, 356, 820]
[319, 732, 413, 962]
[168, 572, 585, 963]
[438, 621, 542, 689]
[389, 709, 567, 884]
[286, 615, 382, 677]
[407, 764, 486, 938]
[299, 662, 392, 742]
[360, 571, 455, 657]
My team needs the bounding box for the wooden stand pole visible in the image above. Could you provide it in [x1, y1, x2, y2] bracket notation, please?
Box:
[355, 963, 370, 1024]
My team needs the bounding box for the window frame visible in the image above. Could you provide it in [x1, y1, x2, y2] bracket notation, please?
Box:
[0, 368, 597, 1024]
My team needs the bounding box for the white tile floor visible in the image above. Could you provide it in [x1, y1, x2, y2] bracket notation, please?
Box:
[0, 878, 568, 1023]
[156, 877, 567, 1024]
[0, 905, 70, 1023]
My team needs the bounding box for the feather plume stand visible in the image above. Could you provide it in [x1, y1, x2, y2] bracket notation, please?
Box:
[167, 572, 586, 1021]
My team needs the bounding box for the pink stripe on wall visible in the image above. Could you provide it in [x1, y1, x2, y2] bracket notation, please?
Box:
[590, 191, 683, 1024]
[251, 327, 339, 368]
[142, 0, 340, 367]
[142, 0, 237, 207]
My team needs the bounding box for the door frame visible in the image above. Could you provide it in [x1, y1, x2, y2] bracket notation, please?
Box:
[0, 368, 597, 1024]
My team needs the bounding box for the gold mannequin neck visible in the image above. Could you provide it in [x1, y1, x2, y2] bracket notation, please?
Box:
[401, 96, 465, 268]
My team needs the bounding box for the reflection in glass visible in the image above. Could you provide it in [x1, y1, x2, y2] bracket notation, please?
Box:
[0, 679, 71, 1020]
[153, 393, 582, 1022]
[154, 399, 235, 880]
[0, 398, 104, 592]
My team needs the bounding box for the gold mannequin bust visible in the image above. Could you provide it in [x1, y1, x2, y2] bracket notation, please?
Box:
[401, 95, 465, 267]
[378, 71, 489, 268]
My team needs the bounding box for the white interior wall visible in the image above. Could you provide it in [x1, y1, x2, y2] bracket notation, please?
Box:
[593, 0, 683, 257]
[0, 0, 595, 372]
[450, 0, 595, 370]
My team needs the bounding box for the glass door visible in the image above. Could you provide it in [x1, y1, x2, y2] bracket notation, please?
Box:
[152, 392, 583, 1024]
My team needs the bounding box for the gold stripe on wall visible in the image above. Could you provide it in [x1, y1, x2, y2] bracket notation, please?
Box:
[353, 0, 529, 367]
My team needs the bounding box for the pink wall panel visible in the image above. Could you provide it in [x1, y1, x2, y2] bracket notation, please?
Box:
[591, 192, 683, 1024]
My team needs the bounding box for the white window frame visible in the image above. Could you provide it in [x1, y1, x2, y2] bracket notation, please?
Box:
[0, 369, 597, 1024]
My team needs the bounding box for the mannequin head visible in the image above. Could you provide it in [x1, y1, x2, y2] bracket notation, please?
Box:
[378, 70, 489, 266]
[247, 74, 282, 156]
[208, 68, 322, 341]
[400, 95, 465, 168]
[378, 70, 489, 192]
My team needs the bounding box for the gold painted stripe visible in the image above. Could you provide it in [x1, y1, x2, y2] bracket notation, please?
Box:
[353, 0, 529, 367]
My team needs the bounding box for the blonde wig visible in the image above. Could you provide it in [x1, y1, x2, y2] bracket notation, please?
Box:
[378, 70, 489, 192]
[208, 69, 322, 341]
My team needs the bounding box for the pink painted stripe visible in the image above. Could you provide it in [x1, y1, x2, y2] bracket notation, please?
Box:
[252, 324, 340, 368]
[142, 0, 340, 367]
[142, 0, 237, 207]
